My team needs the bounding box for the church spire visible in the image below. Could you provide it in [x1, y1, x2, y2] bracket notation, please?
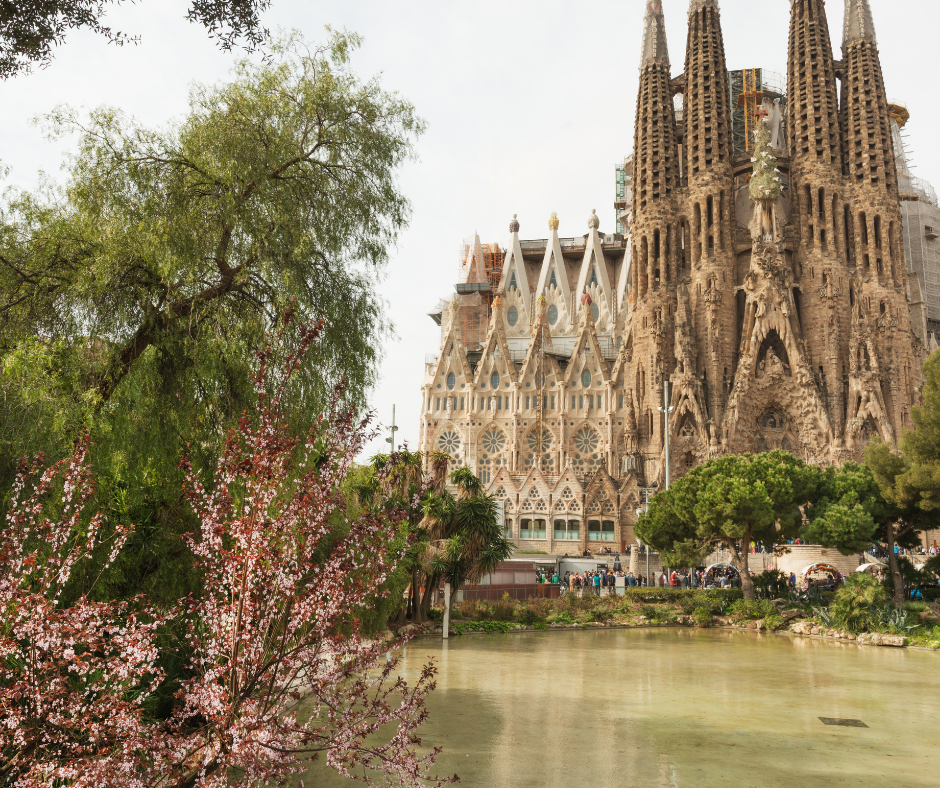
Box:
[640, 0, 669, 67]
[684, 0, 732, 179]
[842, 0, 876, 47]
[787, 0, 843, 173]
[841, 0, 896, 195]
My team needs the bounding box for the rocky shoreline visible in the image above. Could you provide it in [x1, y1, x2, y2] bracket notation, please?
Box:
[402, 616, 940, 651]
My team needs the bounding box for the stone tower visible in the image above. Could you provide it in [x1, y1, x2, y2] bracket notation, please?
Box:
[629, 0, 681, 457]
[839, 0, 920, 448]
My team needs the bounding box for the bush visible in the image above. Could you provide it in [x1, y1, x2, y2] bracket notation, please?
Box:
[693, 607, 713, 626]
[621, 588, 743, 606]
[546, 610, 576, 625]
[523, 596, 554, 619]
[585, 609, 613, 623]
[458, 599, 485, 620]
[762, 613, 785, 631]
[486, 598, 515, 622]
[903, 601, 929, 614]
[516, 607, 544, 625]
[452, 621, 514, 635]
[730, 599, 777, 620]
[830, 573, 887, 634]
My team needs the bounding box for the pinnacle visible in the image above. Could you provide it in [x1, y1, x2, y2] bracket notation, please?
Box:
[640, 0, 669, 68]
[843, 0, 876, 47]
[689, 0, 719, 11]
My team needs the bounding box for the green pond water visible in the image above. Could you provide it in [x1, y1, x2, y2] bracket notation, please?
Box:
[298, 628, 940, 787]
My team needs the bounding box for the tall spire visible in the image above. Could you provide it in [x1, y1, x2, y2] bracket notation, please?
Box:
[684, 0, 733, 178]
[787, 0, 843, 173]
[841, 0, 895, 193]
[633, 0, 678, 216]
[842, 0, 876, 47]
[640, 0, 669, 67]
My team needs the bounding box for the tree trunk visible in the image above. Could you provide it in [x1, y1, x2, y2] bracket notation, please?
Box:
[731, 526, 756, 601]
[411, 574, 424, 625]
[886, 527, 906, 610]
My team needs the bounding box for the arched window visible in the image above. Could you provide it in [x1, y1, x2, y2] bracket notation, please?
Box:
[547, 304, 559, 325]
[446, 372, 456, 390]
[507, 306, 518, 326]
[490, 371, 500, 389]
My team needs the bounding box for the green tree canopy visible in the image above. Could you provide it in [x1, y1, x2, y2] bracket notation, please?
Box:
[635, 451, 818, 600]
[1, 0, 272, 79]
[0, 31, 423, 604]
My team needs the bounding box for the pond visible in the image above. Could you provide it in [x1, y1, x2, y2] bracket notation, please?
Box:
[298, 628, 940, 787]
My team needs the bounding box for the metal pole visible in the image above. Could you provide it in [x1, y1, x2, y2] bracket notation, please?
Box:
[663, 381, 671, 491]
[386, 405, 399, 450]
[443, 582, 451, 640]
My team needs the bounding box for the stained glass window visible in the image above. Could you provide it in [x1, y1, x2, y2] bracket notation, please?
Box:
[491, 371, 500, 389]
[548, 305, 558, 325]
[446, 372, 456, 390]
[581, 370, 591, 387]
[592, 303, 600, 322]
[507, 306, 518, 326]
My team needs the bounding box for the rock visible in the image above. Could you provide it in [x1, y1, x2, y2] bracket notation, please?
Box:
[810, 626, 821, 635]
[781, 609, 803, 621]
[881, 635, 908, 647]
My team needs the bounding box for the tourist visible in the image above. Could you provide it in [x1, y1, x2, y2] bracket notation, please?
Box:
[593, 573, 601, 596]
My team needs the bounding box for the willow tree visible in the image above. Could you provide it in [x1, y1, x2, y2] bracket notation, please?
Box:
[0, 30, 423, 601]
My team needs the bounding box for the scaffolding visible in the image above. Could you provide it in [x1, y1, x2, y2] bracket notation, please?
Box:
[456, 238, 505, 351]
[729, 68, 786, 155]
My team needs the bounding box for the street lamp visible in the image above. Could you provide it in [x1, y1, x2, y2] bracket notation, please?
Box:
[385, 404, 399, 451]
[657, 380, 675, 490]
[636, 482, 659, 586]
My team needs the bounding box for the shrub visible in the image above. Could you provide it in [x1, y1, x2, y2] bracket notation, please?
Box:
[730, 599, 777, 620]
[585, 609, 613, 623]
[523, 596, 554, 619]
[830, 573, 887, 634]
[452, 621, 514, 635]
[458, 599, 485, 620]
[762, 613, 785, 631]
[903, 601, 929, 614]
[427, 607, 443, 621]
[693, 607, 713, 627]
[487, 598, 515, 622]
[546, 610, 576, 625]
[639, 604, 658, 621]
[516, 607, 544, 625]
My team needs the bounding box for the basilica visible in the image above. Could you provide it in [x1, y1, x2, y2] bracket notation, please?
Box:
[419, 0, 928, 554]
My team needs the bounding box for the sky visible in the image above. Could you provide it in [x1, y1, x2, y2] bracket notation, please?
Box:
[2, 0, 939, 460]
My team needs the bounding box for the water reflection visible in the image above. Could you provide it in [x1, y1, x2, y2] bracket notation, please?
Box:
[296, 629, 940, 787]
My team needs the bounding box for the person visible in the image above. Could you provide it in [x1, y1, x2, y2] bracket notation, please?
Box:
[789, 572, 796, 589]
[593, 572, 601, 596]
[552, 571, 560, 585]
[659, 572, 666, 588]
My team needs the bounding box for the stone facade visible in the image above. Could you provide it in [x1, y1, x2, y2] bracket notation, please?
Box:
[419, 0, 927, 555]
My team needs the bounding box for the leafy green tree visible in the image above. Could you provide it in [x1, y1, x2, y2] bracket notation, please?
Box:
[0, 31, 423, 600]
[430, 467, 513, 609]
[1, 0, 272, 79]
[828, 573, 888, 633]
[808, 353, 940, 607]
[635, 451, 818, 600]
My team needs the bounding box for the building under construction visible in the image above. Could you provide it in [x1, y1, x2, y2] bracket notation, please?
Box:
[419, 0, 937, 556]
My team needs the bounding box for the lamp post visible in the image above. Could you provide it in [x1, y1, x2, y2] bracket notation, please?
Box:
[636, 483, 659, 586]
[657, 381, 675, 490]
[385, 404, 399, 451]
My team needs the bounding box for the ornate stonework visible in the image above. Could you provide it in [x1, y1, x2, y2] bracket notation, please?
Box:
[419, 0, 925, 555]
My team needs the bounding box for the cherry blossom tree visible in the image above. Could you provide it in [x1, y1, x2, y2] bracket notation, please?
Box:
[0, 315, 454, 787]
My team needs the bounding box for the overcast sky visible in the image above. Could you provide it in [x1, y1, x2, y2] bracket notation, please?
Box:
[2, 0, 938, 459]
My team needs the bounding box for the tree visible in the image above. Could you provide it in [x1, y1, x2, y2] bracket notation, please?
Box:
[1, 0, 272, 79]
[0, 30, 424, 599]
[635, 451, 818, 600]
[0, 320, 454, 787]
[807, 354, 940, 607]
[429, 467, 513, 611]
